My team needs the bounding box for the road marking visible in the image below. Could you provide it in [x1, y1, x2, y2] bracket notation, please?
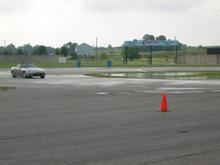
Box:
[96, 92, 108, 95]
[165, 91, 205, 94]
[47, 75, 90, 78]
[141, 90, 205, 94]
[0, 72, 9, 75]
[158, 87, 205, 90]
[142, 91, 160, 93]
[210, 90, 220, 93]
[156, 87, 206, 94]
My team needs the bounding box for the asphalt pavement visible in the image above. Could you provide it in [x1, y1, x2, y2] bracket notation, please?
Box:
[0, 67, 220, 165]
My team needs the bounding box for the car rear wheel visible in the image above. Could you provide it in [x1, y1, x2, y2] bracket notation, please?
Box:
[40, 74, 45, 79]
[11, 71, 16, 78]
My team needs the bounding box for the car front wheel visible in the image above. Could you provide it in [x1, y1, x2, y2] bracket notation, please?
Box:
[11, 71, 16, 78]
[40, 74, 45, 79]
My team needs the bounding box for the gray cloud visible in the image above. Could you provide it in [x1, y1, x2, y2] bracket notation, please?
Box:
[82, 0, 205, 12]
[1, 0, 219, 46]
[0, 0, 27, 14]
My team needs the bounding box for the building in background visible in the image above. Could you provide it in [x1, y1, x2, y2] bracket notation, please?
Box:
[123, 39, 178, 47]
[76, 43, 94, 58]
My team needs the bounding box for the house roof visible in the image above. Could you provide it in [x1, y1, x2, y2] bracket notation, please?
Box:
[77, 43, 94, 49]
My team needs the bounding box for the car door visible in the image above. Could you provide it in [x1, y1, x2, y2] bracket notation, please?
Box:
[15, 64, 22, 76]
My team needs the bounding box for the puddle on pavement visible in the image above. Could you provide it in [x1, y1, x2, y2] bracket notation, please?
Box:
[0, 87, 16, 91]
[99, 71, 220, 80]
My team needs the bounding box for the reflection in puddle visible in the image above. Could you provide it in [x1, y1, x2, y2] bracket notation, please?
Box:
[102, 72, 220, 80]
[0, 86, 16, 91]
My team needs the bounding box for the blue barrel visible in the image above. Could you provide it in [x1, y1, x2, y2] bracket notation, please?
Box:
[107, 60, 112, 67]
[76, 60, 81, 68]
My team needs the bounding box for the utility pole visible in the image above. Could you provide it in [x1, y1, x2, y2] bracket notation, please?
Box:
[2, 40, 6, 47]
[175, 36, 178, 64]
[150, 46, 153, 65]
[175, 45, 178, 64]
[125, 46, 128, 64]
[96, 37, 98, 60]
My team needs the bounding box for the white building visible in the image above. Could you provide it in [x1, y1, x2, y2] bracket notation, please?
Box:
[76, 43, 94, 58]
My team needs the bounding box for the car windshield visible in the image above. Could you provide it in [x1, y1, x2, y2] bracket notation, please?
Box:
[21, 64, 36, 68]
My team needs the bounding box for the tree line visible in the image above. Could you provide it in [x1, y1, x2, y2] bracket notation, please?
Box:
[143, 34, 167, 41]
[0, 34, 183, 62]
[0, 42, 78, 58]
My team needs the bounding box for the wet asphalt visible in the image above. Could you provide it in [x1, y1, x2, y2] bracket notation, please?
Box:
[0, 67, 220, 165]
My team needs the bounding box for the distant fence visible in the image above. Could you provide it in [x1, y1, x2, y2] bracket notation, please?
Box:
[177, 54, 220, 65]
[207, 48, 220, 55]
[0, 55, 60, 64]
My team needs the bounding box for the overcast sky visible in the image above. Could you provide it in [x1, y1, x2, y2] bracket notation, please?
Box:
[0, 0, 220, 47]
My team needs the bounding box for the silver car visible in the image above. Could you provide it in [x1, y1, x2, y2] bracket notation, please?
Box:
[11, 63, 46, 79]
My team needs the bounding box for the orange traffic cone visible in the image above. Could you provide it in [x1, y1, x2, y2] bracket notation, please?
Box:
[160, 94, 168, 112]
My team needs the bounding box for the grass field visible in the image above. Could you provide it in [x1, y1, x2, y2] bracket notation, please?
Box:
[0, 58, 176, 68]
